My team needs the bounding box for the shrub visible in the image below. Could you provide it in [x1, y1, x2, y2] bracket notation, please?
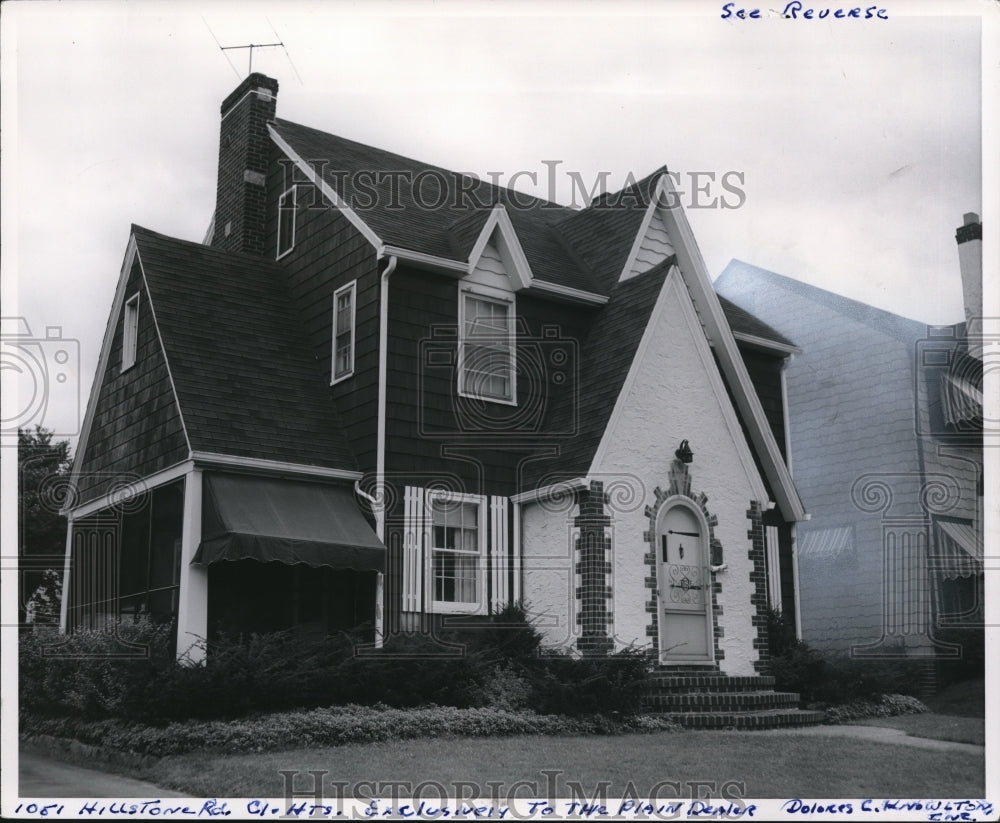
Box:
[525, 648, 652, 716]
[933, 625, 984, 688]
[21, 605, 653, 724]
[766, 608, 924, 705]
[19, 618, 176, 721]
[23, 704, 679, 757]
[824, 693, 928, 724]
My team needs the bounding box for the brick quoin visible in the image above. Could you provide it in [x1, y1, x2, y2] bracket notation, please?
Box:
[575, 481, 613, 656]
[747, 501, 771, 674]
[213, 73, 279, 256]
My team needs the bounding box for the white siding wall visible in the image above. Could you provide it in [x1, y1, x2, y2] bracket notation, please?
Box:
[625, 208, 675, 280]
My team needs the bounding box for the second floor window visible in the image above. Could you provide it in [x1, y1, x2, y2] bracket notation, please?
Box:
[277, 187, 297, 258]
[459, 289, 515, 403]
[331, 281, 356, 383]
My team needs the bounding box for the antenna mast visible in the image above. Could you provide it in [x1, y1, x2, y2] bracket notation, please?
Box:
[219, 42, 284, 76]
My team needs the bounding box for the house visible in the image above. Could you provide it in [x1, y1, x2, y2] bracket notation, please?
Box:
[60, 73, 808, 685]
[715, 217, 983, 676]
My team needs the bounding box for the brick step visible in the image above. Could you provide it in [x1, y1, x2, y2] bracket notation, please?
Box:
[646, 674, 776, 692]
[663, 709, 827, 730]
[644, 690, 801, 712]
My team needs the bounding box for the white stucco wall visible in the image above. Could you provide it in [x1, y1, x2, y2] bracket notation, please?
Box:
[521, 500, 579, 648]
[591, 270, 766, 675]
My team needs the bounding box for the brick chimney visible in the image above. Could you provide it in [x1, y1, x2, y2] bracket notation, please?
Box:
[212, 73, 279, 256]
[955, 212, 982, 327]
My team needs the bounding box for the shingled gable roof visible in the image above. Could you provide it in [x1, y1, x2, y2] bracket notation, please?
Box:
[130, 225, 358, 472]
[717, 295, 797, 350]
[716, 259, 925, 344]
[269, 119, 602, 293]
[555, 168, 665, 293]
[523, 258, 676, 489]
[271, 118, 795, 348]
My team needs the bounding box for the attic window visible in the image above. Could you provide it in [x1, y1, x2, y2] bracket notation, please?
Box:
[458, 287, 515, 404]
[331, 280, 356, 384]
[122, 293, 139, 371]
[277, 186, 297, 259]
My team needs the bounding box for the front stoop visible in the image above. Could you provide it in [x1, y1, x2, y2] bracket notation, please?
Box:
[644, 671, 826, 729]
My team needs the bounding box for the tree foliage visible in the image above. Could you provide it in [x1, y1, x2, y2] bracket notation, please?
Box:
[18, 426, 72, 622]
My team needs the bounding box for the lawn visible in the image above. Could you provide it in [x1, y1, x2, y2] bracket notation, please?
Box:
[856, 678, 984, 745]
[858, 713, 984, 745]
[145, 730, 984, 799]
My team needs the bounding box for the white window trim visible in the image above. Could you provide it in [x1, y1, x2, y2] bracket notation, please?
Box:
[331, 279, 357, 385]
[457, 282, 517, 406]
[122, 292, 139, 372]
[425, 489, 488, 615]
[276, 186, 297, 260]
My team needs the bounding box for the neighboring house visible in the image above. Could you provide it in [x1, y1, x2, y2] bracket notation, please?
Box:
[715, 216, 983, 663]
[60, 73, 807, 681]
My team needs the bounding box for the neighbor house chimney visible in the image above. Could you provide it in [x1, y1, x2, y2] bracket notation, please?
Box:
[955, 212, 982, 328]
[213, 73, 279, 256]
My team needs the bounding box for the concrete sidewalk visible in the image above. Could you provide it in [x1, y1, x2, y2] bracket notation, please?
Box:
[19, 750, 187, 798]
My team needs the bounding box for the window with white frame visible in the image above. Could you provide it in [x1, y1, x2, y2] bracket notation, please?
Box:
[331, 281, 356, 383]
[459, 288, 515, 403]
[430, 494, 484, 611]
[277, 186, 297, 258]
[122, 293, 139, 371]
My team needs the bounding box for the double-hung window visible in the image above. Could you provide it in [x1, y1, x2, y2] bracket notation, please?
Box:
[459, 288, 515, 403]
[277, 186, 297, 258]
[430, 494, 484, 611]
[331, 281, 356, 383]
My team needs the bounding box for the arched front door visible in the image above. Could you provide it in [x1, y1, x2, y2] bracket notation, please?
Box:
[656, 501, 713, 664]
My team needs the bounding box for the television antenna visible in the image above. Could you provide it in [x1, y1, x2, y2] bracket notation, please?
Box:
[203, 18, 303, 84]
[220, 42, 284, 76]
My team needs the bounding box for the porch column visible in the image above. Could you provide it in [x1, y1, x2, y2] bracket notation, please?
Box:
[176, 468, 207, 662]
[375, 572, 384, 647]
[59, 514, 74, 633]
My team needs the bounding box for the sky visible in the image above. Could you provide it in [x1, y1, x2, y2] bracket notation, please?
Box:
[0, 0, 993, 452]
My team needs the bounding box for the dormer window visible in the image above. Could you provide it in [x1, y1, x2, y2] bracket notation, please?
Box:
[122, 293, 139, 371]
[331, 280, 356, 384]
[458, 286, 515, 404]
[277, 186, 297, 258]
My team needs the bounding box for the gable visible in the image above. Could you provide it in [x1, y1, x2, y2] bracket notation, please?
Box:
[589, 268, 767, 503]
[467, 241, 513, 291]
[620, 205, 676, 282]
[132, 227, 360, 473]
[73, 252, 189, 505]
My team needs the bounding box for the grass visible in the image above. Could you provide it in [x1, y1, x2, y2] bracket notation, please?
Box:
[143, 730, 984, 799]
[855, 677, 984, 745]
[856, 713, 984, 745]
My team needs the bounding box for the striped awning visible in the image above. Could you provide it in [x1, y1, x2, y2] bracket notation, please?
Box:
[193, 473, 386, 572]
[798, 526, 853, 560]
[942, 371, 982, 428]
[931, 520, 982, 580]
